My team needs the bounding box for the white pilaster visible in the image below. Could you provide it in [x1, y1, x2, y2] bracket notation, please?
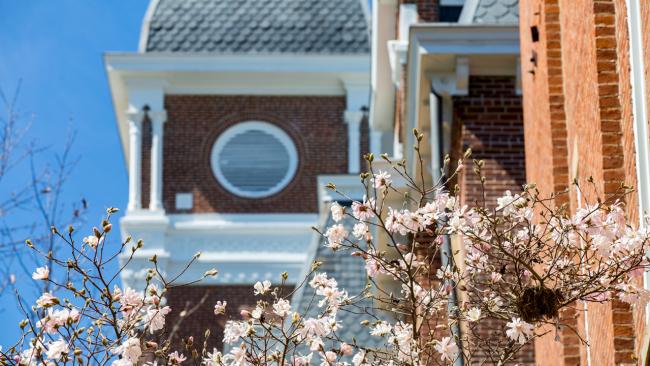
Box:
[127, 110, 144, 211]
[148, 110, 167, 212]
[344, 111, 364, 173]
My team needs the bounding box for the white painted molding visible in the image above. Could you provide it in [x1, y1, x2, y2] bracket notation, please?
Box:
[625, 0, 650, 355]
[398, 4, 418, 42]
[344, 111, 365, 173]
[404, 24, 519, 174]
[126, 110, 144, 211]
[370, 0, 397, 135]
[105, 54, 370, 167]
[458, 0, 480, 24]
[119, 212, 318, 288]
[317, 174, 366, 212]
[106, 54, 370, 74]
[387, 40, 408, 87]
[148, 110, 167, 212]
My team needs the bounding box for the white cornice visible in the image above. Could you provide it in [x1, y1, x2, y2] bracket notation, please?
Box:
[105, 53, 370, 168]
[105, 53, 370, 73]
[403, 24, 520, 174]
[119, 213, 318, 288]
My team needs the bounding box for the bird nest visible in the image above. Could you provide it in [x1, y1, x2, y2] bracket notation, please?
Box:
[516, 286, 564, 322]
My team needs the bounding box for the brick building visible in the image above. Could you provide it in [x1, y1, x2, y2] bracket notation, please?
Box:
[105, 0, 650, 363]
[519, 0, 650, 365]
[369, 0, 531, 363]
[105, 0, 376, 349]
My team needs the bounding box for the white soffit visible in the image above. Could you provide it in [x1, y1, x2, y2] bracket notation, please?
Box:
[105, 53, 370, 167]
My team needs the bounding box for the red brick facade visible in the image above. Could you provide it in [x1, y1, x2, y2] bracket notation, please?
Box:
[520, 0, 647, 364]
[166, 285, 293, 351]
[452, 75, 534, 365]
[140, 95, 361, 214]
[400, 0, 440, 22]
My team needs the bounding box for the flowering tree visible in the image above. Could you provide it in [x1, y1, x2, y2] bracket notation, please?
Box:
[1, 129, 649, 366]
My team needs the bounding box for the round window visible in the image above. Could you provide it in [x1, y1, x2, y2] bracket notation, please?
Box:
[210, 121, 298, 198]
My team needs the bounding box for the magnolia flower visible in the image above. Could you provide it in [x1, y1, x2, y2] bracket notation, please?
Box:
[490, 272, 503, 283]
[253, 280, 272, 295]
[45, 339, 69, 360]
[330, 202, 344, 222]
[225, 344, 246, 366]
[293, 353, 313, 366]
[365, 257, 381, 278]
[111, 359, 132, 366]
[214, 301, 227, 315]
[36, 292, 58, 308]
[466, 307, 481, 322]
[251, 306, 263, 320]
[340, 343, 353, 356]
[506, 317, 534, 344]
[372, 170, 391, 189]
[223, 321, 250, 344]
[143, 306, 171, 333]
[37, 308, 81, 333]
[324, 224, 348, 250]
[299, 317, 331, 340]
[273, 298, 291, 317]
[113, 337, 142, 363]
[320, 351, 337, 366]
[352, 222, 370, 241]
[352, 197, 375, 221]
[370, 321, 392, 336]
[434, 336, 459, 362]
[203, 348, 223, 366]
[352, 350, 366, 366]
[83, 235, 99, 249]
[168, 351, 186, 365]
[32, 266, 49, 280]
[120, 287, 144, 314]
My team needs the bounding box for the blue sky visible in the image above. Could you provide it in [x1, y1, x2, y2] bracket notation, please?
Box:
[0, 1, 149, 345]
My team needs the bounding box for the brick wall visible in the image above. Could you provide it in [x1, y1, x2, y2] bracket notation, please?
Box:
[452, 76, 526, 208]
[148, 95, 351, 214]
[452, 75, 533, 365]
[520, 0, 644, 364]
[166, 285, 294, 351]
[400, 0, 439, 22]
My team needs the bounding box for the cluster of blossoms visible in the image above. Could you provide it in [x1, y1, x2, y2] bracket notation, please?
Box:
[2, 142, 650, 366]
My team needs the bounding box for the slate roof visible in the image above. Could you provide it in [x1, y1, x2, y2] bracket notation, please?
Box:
[291, 212, 384, 350]
[144, 0, 370, 54]
[471, 0, 519, 24]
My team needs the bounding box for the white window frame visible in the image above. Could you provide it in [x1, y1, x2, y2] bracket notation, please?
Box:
[210, 121, 298, 198]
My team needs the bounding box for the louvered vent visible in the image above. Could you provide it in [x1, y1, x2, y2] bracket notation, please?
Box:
[211, 122, 298, 198]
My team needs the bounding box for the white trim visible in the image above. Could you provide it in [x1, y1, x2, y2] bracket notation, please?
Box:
[210, 121, 299, 198]
[387, 40, 409, 87]
[127, 111, 144, 211]
[458, 0, 480, 24]
[138, 0, 160, 53]
[404, 24, 519, 173]
[440, 0, 465, 5]
[148, 110, 166, 212]
[625, 1, 650, 358]
[104, 53, 370, 166]
[119, 213, 318, 287]
[317, 174, 367, 209]
[105, 53, 370, 74]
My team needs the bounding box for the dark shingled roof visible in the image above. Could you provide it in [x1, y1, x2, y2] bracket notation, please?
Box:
[472, 0, 519, 24]
[292, 213, 384, 351]
[145, 0, 370, 54]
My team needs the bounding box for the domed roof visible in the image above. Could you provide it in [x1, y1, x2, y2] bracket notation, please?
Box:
[142, 0, 370, 54]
